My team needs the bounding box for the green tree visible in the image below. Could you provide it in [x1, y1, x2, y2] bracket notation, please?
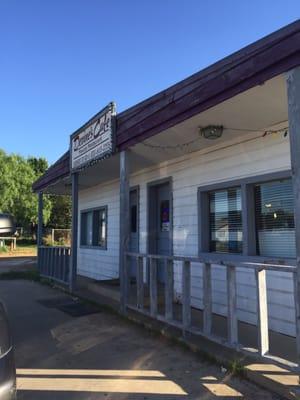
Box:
[0, 150, 52, 227]
[48, 195, 71, 228]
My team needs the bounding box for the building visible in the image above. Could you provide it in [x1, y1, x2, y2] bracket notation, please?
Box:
[33, 20, 300, 366]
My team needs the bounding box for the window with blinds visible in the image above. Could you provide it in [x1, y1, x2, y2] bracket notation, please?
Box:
[209, 187, 242, 253]
[81, 207, 107, 248]
[255, 179, 295, 258]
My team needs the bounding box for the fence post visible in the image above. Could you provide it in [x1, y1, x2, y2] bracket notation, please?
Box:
[286, 67, 300, 373]
[136, 256, 144, 309]
[70, 172, 79, 293]
[165, 259, 174, 321]
[203, 263, 212, 335]
[150, 257, 158, 317]
[255, 268, 269, 355]
[227, 265, 238, 346]
[37, 192, 43, 271]
[182, 260, 191, 333]
[119, 150, 130, 313]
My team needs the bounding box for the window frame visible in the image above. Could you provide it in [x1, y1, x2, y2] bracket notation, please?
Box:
[198, 170, 294, 263]
[80, 206, 108, 250]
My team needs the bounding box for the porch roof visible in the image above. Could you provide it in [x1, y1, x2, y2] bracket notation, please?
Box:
[33, 19, 300, 193]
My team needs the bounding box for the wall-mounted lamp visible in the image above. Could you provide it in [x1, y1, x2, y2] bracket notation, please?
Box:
[200, 125, 223, 140]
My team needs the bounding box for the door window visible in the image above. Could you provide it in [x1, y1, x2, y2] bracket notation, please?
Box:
[160, 200, 170, 232]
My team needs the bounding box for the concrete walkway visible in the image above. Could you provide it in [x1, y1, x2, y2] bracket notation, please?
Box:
[0, 279, 281, 399]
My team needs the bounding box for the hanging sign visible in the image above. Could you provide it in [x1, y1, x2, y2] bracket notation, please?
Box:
[70, 102, 116, 171]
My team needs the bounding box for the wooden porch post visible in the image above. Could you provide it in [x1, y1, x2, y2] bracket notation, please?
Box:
[37, 192, 43, 272]
[119, 150, 130, 313]
[286, 66, 300, 370]
[70, 172, 79, 293]
[37, 192, 43, 247]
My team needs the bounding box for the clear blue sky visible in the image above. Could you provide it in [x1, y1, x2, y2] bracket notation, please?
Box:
[0, 1, 299, 165]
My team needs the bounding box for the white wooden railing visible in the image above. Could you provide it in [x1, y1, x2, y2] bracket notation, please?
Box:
[38, 246, 71, 284]
[125, 252, 298, 364]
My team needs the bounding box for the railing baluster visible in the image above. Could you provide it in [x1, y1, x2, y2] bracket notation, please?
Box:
[136, 256, 144, 309]
[59, 248, 63, 280]
[203, 262, 212, 335]
[165, 259, 174, 321]
[255, 268, 269, 355]
[227, 265, 238, 346]
[38, 247, 41, 273]
[49, 248, 53, 278]
[182, 260, 191, 332]
[55, 248, 58, 280]
[150, 257, 158, 317]
[66, 247, 71, 282]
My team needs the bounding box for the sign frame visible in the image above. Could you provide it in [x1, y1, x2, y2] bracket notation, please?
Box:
[70, 102, 116, 172]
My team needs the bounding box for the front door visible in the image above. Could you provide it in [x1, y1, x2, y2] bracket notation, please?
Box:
[148, 181, 172, 282]
[129, 188, 139, 278]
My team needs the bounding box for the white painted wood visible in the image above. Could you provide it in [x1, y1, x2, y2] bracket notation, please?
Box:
[182, 260, 191, 330]
[76, 131, 295, 336]
[227, 265, 238, 346]
[165, 259, 174, 320]
[255, 269, 269, 355]
[150, 257, 158, 316]
[119, 151, 130, 312]
[136, 256, 144, 309]
[70, 172, 79, 292]
[203, 263, 212, 335]
[286, 67, 300, 368]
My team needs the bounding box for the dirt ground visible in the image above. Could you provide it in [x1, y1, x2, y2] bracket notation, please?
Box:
[0, 275, 281, 399]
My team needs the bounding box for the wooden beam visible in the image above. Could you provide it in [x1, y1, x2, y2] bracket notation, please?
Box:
[165, 259, 174, 321]
[150, 257, 158, 317]
[255, 269, 269, 355]
[286, 66, 300, 370]
[37, 191, 43, 272]
[136, 256, 144, 309]
[227, 265, 238, 346]
[119, 150, 130, 313]
[37, 191, 43, 247]
[69, 172, 79, 293]
[182, 260, 191, 332]
[203, 263, 212, 335]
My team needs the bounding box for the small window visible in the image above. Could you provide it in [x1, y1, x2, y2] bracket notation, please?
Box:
[160, 200, 170, 232]
[209, 187, 242, 253]
[255, 179, 295, 258]
[81, 207, 107, 248]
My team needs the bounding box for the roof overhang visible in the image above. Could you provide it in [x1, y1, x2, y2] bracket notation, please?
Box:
[33, 19, 300, 193]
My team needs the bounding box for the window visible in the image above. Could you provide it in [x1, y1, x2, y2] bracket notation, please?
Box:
[130, 205, 137, 233]
[81, 207, 107, 248]
[160, 200, 170, 232]
[255, 179, 295, 258]
[209, 187, 242, 253]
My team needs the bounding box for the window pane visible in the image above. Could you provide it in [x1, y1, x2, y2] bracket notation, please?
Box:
[93, 209, 106, 247]
[86, 212, 93, 246]
[130, 205, 137, 233]
[209, 187, 242, 253]
[81, 211, 93, 246]
[81, 213, 87, 245]
[255, 179, 295, 258]
[160, 200, 170, 232]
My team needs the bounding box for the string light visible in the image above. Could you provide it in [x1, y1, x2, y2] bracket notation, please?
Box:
[140, 124, 289, 154]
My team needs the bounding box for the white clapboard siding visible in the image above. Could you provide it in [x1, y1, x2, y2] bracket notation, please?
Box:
[77, 132, 296, 336]
[78, 179, 120, 281]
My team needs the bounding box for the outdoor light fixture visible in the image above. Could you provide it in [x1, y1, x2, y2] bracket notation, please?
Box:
[200, 125, 224, 140]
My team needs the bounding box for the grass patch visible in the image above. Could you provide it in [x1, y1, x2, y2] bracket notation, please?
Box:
[0, 245, 8, 253]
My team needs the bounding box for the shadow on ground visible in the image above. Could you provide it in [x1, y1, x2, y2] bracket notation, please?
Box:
[0, 279, 282, 399]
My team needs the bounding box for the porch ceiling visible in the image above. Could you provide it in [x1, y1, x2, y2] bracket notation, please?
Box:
[44, 74, 288, 195]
